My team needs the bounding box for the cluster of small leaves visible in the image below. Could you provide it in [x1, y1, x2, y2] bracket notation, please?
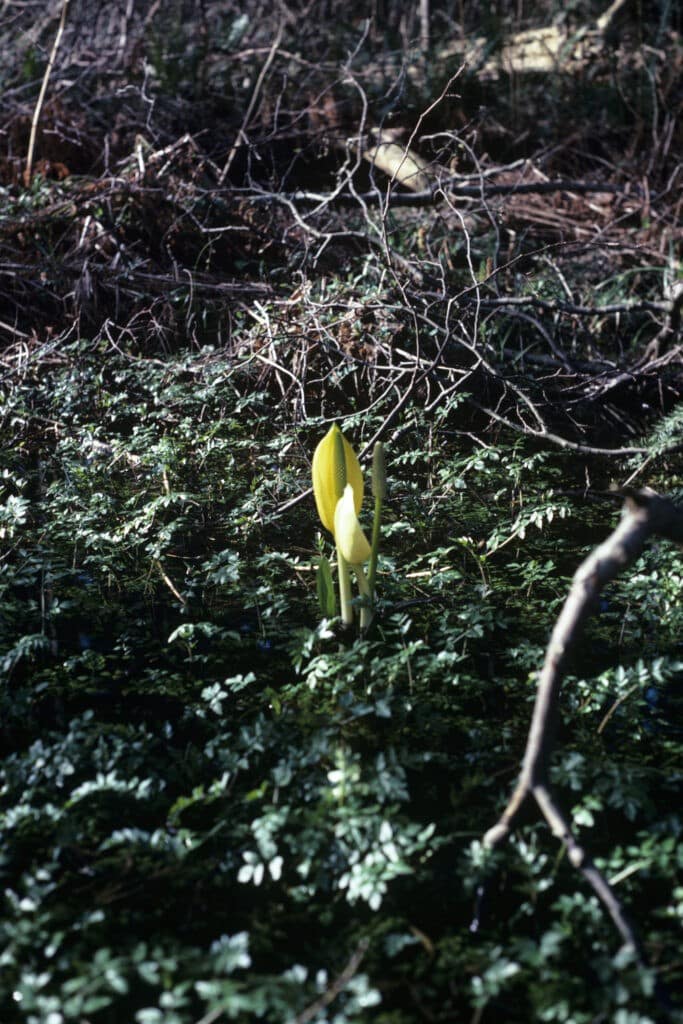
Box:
[1, 332, 682, 1024]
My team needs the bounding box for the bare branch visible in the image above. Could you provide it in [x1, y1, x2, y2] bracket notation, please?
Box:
[293, 938, 370, 1024]
[25, 0, 71, 185]
[261, 179, 641, 207]
[469, 402, 651, 456]
[484, 489, 683, 960]
[217, 19, 285, 187]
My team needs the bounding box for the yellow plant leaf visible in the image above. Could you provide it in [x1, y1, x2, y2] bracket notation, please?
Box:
[334, 484, 371, 565]
[312, 425, 363, 534]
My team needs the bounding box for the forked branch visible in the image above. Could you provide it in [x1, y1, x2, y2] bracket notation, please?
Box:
[484, 489, 683, 956]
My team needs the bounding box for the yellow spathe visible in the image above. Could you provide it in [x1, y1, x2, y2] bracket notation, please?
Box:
[312, 424, 364, 534]
[334, 484, 371, 565]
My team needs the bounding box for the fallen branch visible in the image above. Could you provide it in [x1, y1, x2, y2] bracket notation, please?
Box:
[470, 401, 650, 456]
[253, 178, 638, 207]
[483, 488, 683, 965]
[474, 295, 669, 318]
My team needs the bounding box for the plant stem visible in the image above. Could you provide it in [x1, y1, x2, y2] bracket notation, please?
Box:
[367, 494, 383, 601]
[337, 548, 353, 625]
[353, 565, 372, 633]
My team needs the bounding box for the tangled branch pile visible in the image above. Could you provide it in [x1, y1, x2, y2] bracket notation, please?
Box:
[1, 0, 682, 449]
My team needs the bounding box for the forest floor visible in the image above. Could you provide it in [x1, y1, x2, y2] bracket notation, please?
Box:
[1, 4, 683, 1023]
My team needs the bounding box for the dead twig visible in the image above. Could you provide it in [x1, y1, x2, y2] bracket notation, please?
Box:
[217, 20, 284, 186]
[265, 179, 640, 207]
[293, 938, 370, 1024]
[483, 488, 683, 971]
[470, 401, 651, 456]
[25, 0, 71, 186]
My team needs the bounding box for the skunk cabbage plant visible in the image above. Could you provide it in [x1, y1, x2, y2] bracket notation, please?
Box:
[312, 425, 363, 532]
[312, 424, 385, 631]
[334, 484, 372, 565]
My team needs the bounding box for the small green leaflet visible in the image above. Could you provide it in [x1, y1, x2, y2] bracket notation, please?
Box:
[316, 555, 337, 618]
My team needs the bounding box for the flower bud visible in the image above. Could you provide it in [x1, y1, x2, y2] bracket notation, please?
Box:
[334, 484, 372, 565]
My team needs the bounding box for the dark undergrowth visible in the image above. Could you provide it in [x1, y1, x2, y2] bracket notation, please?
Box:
[1, 3, 682, 1023]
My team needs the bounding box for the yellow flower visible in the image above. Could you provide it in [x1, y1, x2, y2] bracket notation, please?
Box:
[334, 484, 371, 565]
[312, 424, 364, 535]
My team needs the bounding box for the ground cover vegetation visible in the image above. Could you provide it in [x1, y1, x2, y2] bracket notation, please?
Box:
[1, 1, 683, 1021]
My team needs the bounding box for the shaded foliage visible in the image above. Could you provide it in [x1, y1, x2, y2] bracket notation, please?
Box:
[2, 338, 683, 1022]
[1, 2, 683, 1022]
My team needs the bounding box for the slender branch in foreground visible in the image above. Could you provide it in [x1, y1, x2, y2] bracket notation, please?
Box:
[483, 488, 683, 963]
[293, 938, 370, 1024]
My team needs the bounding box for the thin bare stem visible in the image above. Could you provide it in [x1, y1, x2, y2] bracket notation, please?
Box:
[483, 489, 683, 971]
[25, 0, 71, 185]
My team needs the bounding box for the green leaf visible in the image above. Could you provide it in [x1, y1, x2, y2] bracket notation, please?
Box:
[316, 554, 337, 618]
